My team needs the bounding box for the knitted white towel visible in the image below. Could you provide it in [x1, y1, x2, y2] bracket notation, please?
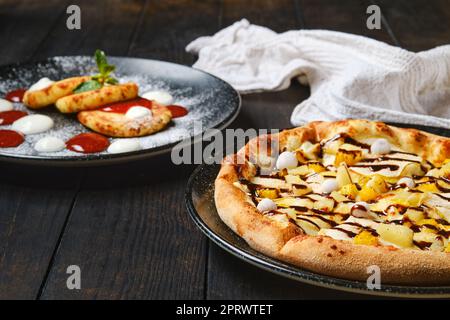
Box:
[186, 19, 450, 128]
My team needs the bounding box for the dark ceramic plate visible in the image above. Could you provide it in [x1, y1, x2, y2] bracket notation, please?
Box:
[185, 123, 450, 298]
[0, 56, 240, 166]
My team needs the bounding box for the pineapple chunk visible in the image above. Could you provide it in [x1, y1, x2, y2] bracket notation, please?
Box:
[358, 175, 387, 202]
[300, 141, 321, 160]
[430, 240, 444, 252]
[340, 183, 359, 199]
[284, 175, 312, 196]
[284, 174, 304, 185]
[391, 190, 425, 207]
[440, 161, 450, 178]
[334, 202, 354, 215]
[377, 224, 414, 248]
[295, 150, 308, 163]
[355, 174, 371, 187]
[401, 163, 424, 177]
[358, 186, 379, 202]
[404, 209, 425, 223]
[334, 144, 363, 166]
[413, 231, 437, 244]
[436, 207, 450, 224]
[313, 197, 335, 212]
[256, 189, 279, 199]
[416, 219, 439, 229]
[336, 163, 352, 188]
[287, 165, 310, 176]
[416, 182, 439, 193]
[323, 140, 343, 155]
[330, 191, 350, 202]
[292, 185, 312, 197]
[426, 168, 440, 178]
[437, 179, 450, 191]
[295, 219, 319, 235]
[250, 177, 290, 190]
[366, 175, 388, 193]
[354, 230, 378, 246]
[308, 162, 326, 173]
[445, 243, 450, 253]
[275, 197, 313, 208]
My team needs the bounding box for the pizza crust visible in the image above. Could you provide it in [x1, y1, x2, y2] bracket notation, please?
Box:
[214, 120, 450, 285]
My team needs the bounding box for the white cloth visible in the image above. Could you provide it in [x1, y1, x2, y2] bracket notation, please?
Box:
[186, 19, 450, 128]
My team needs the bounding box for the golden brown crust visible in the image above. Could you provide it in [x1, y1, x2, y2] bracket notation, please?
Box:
[214, 119, 450, 285]
[55, 82, 138, 113]
[23, 76, 90, 109]
[77, 103, 172, 137]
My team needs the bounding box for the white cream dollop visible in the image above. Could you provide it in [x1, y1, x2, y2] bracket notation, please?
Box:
[320, 179, 339, 194]
[275, 151, 298, 170]
[370, 138, 391, 154]
[34, 137, 65, 153]
[351, 202, 371, 218]
[107, 139, 142, 154]
[257, 198, 277, 212]
[125, 106, 152, 120]
[28, 77, 54, 92]
[0, 98, 13, 111]
[141, 90, 173, 106]
[12, 114, 53, 134]
[397, 177, 415, 189]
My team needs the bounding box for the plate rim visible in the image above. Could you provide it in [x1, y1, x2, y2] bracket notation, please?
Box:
[185, 162, 450, 299]
[0, 56, 242, 167]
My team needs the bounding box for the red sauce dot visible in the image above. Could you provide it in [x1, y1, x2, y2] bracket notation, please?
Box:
[166, 105, 188, 118]
[5, 89, 26, 103]
[0, 110, 28, 125]
[66, 133, 110, 154]
[100, 97, 153, 113]
[0, 130, 24, 148]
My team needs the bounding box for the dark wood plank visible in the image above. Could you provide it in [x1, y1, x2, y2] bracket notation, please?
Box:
[220, 0, 302, 32]
[0, 0, 71, 65]
[128, 0, 223, 64]
[40, 0, 222, 299]
[32, 0, 146, 59]
[375, 0, 450, 51]
[0, 166, 82, 299]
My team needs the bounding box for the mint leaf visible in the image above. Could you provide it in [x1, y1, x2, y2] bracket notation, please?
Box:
[73, 80, 102, 94]
[105, 77, 118, 85]
[95, 50, 108, 74]
[93, 49, 117, 85]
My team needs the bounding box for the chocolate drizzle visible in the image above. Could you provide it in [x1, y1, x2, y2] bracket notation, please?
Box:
[322, 133, 370, 149]
[351, 164, 400, 172]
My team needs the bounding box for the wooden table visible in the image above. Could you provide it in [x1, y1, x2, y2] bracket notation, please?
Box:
[0, 0, 449, 300]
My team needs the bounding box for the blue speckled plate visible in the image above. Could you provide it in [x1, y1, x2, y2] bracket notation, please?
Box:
[185, 123, 450, 298]
[0, 56, 240, 166]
